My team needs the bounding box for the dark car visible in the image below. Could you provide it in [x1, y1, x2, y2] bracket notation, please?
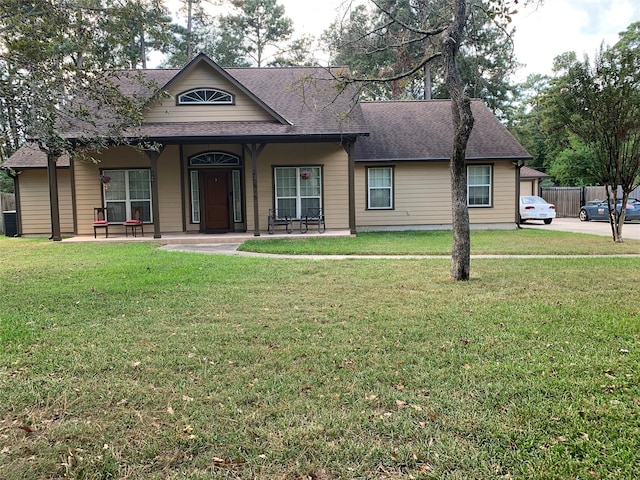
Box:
[578, 199, 640, 222]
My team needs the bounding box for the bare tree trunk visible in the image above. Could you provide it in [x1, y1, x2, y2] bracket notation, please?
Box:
[186, 0, 193, 60]
[441, 0, 474, 281]
[424, 63, 432, 100]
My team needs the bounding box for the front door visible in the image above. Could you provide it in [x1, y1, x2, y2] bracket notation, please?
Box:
[202, 171, 230, 232]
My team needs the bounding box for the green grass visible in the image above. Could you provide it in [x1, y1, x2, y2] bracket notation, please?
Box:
[1, 236, 640, 479]
[238, 229, 640, 255]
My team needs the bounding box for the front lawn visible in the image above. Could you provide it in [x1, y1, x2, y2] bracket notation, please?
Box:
[238, 228, 640, 255]
[1, 237, 639, 479]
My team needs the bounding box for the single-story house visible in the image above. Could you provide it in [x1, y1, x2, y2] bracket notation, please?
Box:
[2, 54, 531, 239]
[519, 166, 549, 196]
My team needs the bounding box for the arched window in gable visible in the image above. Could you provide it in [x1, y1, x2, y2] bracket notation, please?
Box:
[177, 88, 234, 105]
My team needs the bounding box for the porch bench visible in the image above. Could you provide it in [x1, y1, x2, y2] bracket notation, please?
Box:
[267, 209, 292, 234]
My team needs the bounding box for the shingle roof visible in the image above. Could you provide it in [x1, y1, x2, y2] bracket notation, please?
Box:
[520, 166, 548, 178]
[2, 57, 531, 169]
[112, 58, 369, 138]
[354, 100, 531, 162]
[3, 143, 70, 169]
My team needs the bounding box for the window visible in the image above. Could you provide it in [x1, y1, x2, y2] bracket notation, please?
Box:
[177, 88, 233, 105]
[467, 165, 492, 207]
[190, 171, 200, 223]
[103, 169, 152, 223]
[367, 167, 393, 209]
[189, 152, 240, 166]
[274, 167, 322, 218]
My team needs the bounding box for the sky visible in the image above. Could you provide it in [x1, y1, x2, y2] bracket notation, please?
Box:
[166, 0, 640, 80]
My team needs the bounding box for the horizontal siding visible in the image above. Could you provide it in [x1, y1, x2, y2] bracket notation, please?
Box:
[356, 161, 517, 228]
[19, 169, 73, 235]
[157, 146, 183, 232]
[145, 64, 274, 123]
[245, 143, 349, 232]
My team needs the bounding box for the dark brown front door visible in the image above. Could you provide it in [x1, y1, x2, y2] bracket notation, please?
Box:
[202, 171, 230, 232]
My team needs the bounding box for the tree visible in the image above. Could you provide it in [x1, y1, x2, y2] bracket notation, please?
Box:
[218, 0, 313, 67]
[324, 0, 532, 280]
[323, 0, 521, 118]
[0, 0, 154, 239]
[541, 24, 640, 242]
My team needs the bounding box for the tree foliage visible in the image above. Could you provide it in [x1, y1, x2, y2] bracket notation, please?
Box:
[323, 0, 521, 119]
[165, 0, 314, 68]
[541, 22, 640, 242]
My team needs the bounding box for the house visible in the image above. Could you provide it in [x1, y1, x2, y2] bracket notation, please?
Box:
[1, 54, 531, 239]
[519, 166, 549, 197]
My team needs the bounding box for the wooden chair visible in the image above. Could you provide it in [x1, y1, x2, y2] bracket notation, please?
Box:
[93, 207, 109, 238]
[299, 207, 325, 233]
[124, 206, 144, 237]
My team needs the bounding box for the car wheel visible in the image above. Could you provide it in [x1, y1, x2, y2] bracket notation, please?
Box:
[579, 209, 589, 222]
[544, 218, 553, 224]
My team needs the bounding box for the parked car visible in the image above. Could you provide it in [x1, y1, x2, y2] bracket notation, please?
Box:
[578, 199, 640, 222]
[519, 196, 556, 224]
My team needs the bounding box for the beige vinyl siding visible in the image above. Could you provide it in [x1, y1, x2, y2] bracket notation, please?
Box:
[18, 169, 73, 235]
[244, 143, 349, 232]
[157, 146, 183, 232]
[356, 161, 517, 228]
[74, 146, 183, 235]
[145, 63, 274, 123]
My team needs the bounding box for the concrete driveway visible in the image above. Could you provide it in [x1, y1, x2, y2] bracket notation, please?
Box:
[521, 217, 640, 240]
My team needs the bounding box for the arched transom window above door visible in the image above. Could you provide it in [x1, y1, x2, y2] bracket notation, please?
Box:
[177, 88, 234, 105]
[189, 151, 241, 166]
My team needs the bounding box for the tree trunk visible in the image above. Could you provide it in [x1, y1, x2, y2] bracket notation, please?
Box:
[441, 0, 474, 281]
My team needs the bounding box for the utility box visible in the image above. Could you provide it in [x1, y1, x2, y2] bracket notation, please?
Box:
[3, 210, 17, 237]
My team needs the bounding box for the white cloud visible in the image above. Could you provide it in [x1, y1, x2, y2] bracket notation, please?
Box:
[512, 0, 640, 80]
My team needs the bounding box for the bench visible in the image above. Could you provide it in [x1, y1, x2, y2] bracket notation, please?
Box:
[267, 209, 292, 234]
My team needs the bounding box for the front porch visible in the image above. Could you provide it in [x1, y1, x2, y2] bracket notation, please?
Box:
[60, 229, 353, 245]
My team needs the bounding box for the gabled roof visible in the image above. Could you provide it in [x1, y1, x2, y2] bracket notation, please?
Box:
[520, 166, 549, 178]
[162, 53, 291, 125]
[354, 100, 531, 162]
[111, 55, 369, 140]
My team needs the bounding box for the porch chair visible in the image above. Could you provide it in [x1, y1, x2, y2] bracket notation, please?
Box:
[124, 206, 144, 237]
[93, 207, 109, 238]
[267, 209, 292, 234]
[299, 207, 325, 233]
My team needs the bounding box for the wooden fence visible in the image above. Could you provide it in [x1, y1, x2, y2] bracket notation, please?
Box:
[0, 192, 16, 235]
[541, 186, 640, 218]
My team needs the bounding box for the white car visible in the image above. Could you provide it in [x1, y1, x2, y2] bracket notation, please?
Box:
[519, 196, 556, 224]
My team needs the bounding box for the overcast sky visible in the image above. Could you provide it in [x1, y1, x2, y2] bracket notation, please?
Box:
[166, 0, 640, 80]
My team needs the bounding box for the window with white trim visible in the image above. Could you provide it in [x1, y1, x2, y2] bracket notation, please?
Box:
[274, 166, 322, 218]
[367, 167, 393, 209]
[467, 165, 492, 207]
[103, 169, 152, 223]
[178, 88, 234, 105]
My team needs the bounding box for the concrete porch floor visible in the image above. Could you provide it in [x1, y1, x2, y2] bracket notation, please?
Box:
[62, 229, 354, 245]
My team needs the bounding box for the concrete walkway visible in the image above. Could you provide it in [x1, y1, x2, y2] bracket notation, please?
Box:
[521, 217, 640, 240]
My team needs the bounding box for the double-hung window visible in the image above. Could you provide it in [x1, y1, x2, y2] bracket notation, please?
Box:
[467, 165, 492, 207]
[367, 167, 393, 209]
[274, 166, 321, 218]
[103, 169, 152, 223]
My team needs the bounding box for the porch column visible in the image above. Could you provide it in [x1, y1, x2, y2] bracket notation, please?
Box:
[145, 146, 165, 239]
[244, 143, 266, 236]
[345, 141, 357, 234]
[46, 151, 62, 241]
